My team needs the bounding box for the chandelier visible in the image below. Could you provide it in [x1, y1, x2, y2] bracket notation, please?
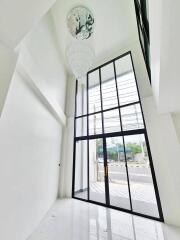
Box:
[66, 6, 95, 80]
[66, 41, 94, 80]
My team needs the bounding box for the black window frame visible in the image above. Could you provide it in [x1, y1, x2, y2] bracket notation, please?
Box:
[134, 0, 151, 83]
[72, 51, 164, 222]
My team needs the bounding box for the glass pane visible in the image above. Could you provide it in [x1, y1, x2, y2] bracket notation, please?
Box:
[146, 0, 149, 20]
[124, 134, 159, 218]
[139, 26, 145, 51]
[89, 138, 106, 204]
[106, 137, 131, 210]
[89, 70, 101, 113]
[76, 117, 87, 137]
[115, 55, 139, 106]
[121, 104, 144, 131]
[101, 63, 118, 110]
[74, 140, 88, 200]
[104, 109, 121, 133]
[140, 12, 143, 26]
[76, 79, 87, 116]
[89, 113, 102, 135]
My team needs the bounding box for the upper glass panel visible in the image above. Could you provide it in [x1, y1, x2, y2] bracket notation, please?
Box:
[101, 63, 118, 110]
[146, 0, 149, 20]
[88, 70, 101, 114]
[89, 113, 103, 135]
[76, 116, 87, 137]
[76, 77, 87, 117]
[104, 109, 121, 133]
[121, 103, 144, 131]
[115, 55, 139, 106]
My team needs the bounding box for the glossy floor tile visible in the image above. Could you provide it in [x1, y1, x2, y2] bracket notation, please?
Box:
[28, 199, 180, 240]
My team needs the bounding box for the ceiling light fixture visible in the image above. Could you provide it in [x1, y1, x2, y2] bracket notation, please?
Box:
[66, 41, 94, 80]
[66, 6, 95, 80]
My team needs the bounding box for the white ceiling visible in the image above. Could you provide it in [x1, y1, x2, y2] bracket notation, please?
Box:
[51, 0, 139, 73]
[0, 0, 56, 49]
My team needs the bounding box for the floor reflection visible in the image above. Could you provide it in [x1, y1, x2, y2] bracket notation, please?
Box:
[28, 199, 180, 240]
[72, 200, 164, 240]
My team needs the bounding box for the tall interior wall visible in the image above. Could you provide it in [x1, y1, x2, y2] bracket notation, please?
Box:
[0, 13, 67, 240]
[142, 97, 180, 226]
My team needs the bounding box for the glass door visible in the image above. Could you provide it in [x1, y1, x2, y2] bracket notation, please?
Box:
[89, 138, 106, 204]
[106, 136, 131, 210]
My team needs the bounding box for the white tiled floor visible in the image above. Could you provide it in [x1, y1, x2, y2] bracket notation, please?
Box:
[28, 199, 180, 240]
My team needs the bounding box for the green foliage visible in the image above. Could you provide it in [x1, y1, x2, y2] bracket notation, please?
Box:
[126, 143, 142, 154]
[96, 139, 142, 161]
[107, 152, 118, 161]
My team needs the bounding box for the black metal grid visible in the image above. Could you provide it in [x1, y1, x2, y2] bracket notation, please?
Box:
[134, 0, 151, 82]
[72, 51, 164, 222]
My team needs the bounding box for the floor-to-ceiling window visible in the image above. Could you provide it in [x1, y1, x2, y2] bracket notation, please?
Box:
[72, 51, 163, 221]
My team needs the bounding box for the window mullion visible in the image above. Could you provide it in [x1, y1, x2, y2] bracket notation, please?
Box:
[113, 60, 133, 211]
[87, 74, 90, 201]
[99, 68, 110, 205]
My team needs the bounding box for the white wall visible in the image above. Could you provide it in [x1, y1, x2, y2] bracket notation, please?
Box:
[149, 0, 180, 113]
[0, 0, 56, 49]
[172, 113, 180, 144]
[0, 43, 17, 116]
[142, 97, 180, 226]
[18, 14, 66, 111]
[148, 0, 180, 226]
[0, 0, 58, 120]
[0, 72, 61, 240]
[0, 13, 67, 240]
[59, 75, 75, 197]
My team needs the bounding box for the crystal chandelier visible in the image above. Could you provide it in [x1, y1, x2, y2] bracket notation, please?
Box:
[66, 6, 95, 80]
[66, 41, 94, 80]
